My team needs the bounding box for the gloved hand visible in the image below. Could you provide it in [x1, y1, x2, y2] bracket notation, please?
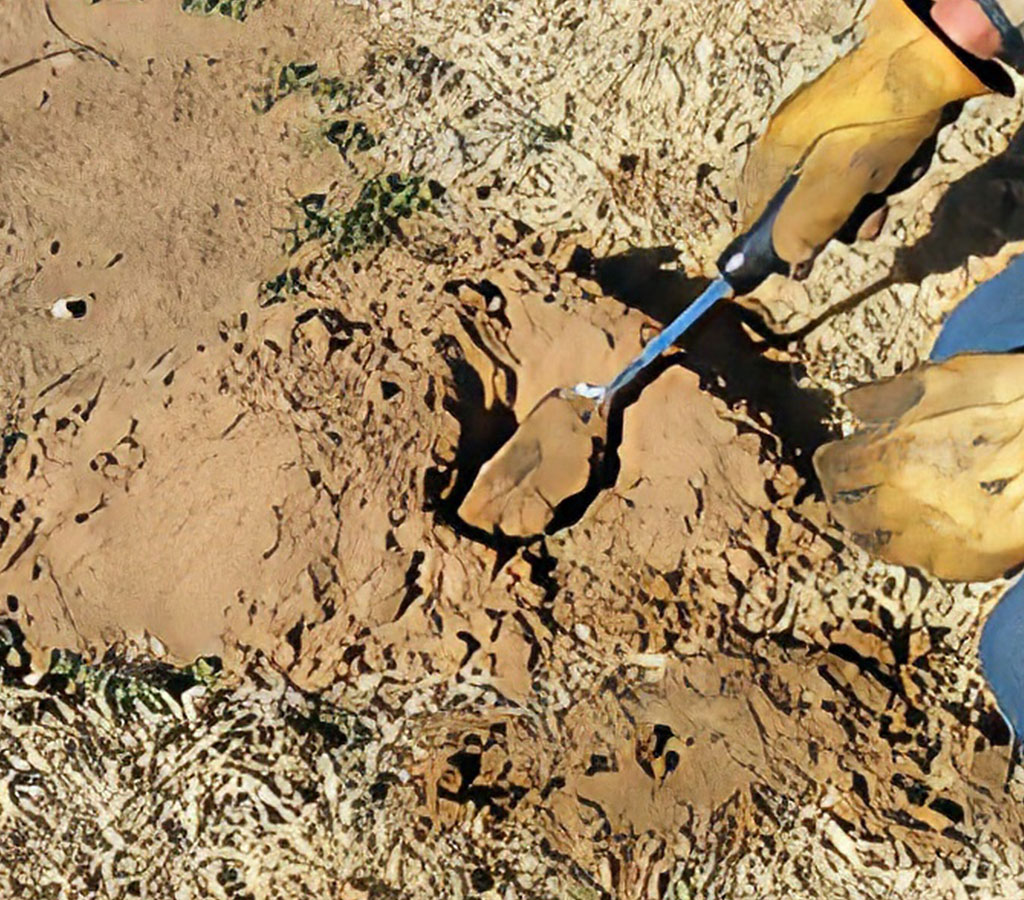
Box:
[813, 354, 1024, 582]
[731, 0, 1014, 282]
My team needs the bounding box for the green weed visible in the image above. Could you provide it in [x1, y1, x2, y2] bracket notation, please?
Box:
[181, 0, 266, 22]
[289, 176, 443, 258]
[254, 61, 354, 114]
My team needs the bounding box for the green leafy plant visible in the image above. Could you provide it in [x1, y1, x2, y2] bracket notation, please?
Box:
[0, 425, 25, 478]
[258, 176, 444, 306]
[527, 118, 574, 152]
[254, 61, 354, 114]
[254, 63, 376, 161]
[44, 649, 224, 719]
[258, 267, 308, 308]
[325, 119, 377, 157]
[180, 0, 266, 22]
[287, 175, 444, 258]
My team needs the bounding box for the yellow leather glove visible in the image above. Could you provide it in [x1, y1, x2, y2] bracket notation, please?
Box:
[734, 0, 1011, 277]
[814, 354, 1024, 582]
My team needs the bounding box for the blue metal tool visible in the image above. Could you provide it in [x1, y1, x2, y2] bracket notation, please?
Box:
[572, 277, 734, 407]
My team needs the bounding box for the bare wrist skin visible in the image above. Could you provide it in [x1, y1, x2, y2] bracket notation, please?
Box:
[932, 0, 1003, 58]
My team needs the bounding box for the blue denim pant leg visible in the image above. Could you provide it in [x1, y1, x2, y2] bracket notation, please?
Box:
[931, 252, 1024, 360]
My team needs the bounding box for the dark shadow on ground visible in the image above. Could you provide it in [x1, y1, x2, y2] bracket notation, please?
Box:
[568, 245, 837, 495]
[423, 333, 523, 556]
[896, 124, 1024, 283]
[423, 333, 568, 597]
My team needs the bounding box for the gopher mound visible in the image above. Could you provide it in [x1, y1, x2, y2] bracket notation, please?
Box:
[2, 0, 1024, 897]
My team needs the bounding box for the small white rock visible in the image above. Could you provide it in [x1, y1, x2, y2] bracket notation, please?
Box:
[627, 652, 667, 669]
[51, 296, 88, 319]
[147, 633, 166, 656]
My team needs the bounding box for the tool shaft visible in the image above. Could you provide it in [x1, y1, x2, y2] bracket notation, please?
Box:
[603, 277, 733, 400]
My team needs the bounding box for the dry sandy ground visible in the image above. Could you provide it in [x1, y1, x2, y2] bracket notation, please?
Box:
[3, 0, 1024, 897]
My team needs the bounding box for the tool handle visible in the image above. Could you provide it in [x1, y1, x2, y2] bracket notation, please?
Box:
[716, 173, 797, 295]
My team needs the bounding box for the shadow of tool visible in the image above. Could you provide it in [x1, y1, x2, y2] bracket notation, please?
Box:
[568, 246, 837, 493]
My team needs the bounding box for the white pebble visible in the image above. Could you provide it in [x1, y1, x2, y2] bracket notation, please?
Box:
[51, 296, 88, 319]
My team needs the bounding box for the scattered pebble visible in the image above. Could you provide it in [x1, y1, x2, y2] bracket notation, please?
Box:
[51, 296, 89, 320]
